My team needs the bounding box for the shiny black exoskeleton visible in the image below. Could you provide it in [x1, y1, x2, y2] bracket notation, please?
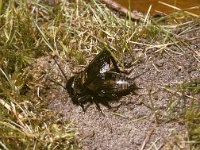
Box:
[66, 49, 139, 112]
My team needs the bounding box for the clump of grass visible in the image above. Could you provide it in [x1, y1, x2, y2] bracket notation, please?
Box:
[0, 104, 78, 149]
[0, 0, 80, 149]
[182, 80, 200, 95]
[185, 104, 200, 149]
[182, 80, 200, 149]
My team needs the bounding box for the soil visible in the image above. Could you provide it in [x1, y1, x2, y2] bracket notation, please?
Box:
[28, 25, 200, 150]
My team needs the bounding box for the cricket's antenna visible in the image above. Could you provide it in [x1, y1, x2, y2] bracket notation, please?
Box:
[48, 77, 66, 89]
[132, 68, 150, 80]
[52, 55, 68, 81]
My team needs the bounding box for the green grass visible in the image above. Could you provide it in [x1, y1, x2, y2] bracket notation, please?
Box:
[183, 80, 200, 149]
[185, 103, 200, 149]
[0, 0, 199, 149]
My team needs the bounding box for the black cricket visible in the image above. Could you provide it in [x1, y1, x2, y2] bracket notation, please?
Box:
[65, 49, 140, 112]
